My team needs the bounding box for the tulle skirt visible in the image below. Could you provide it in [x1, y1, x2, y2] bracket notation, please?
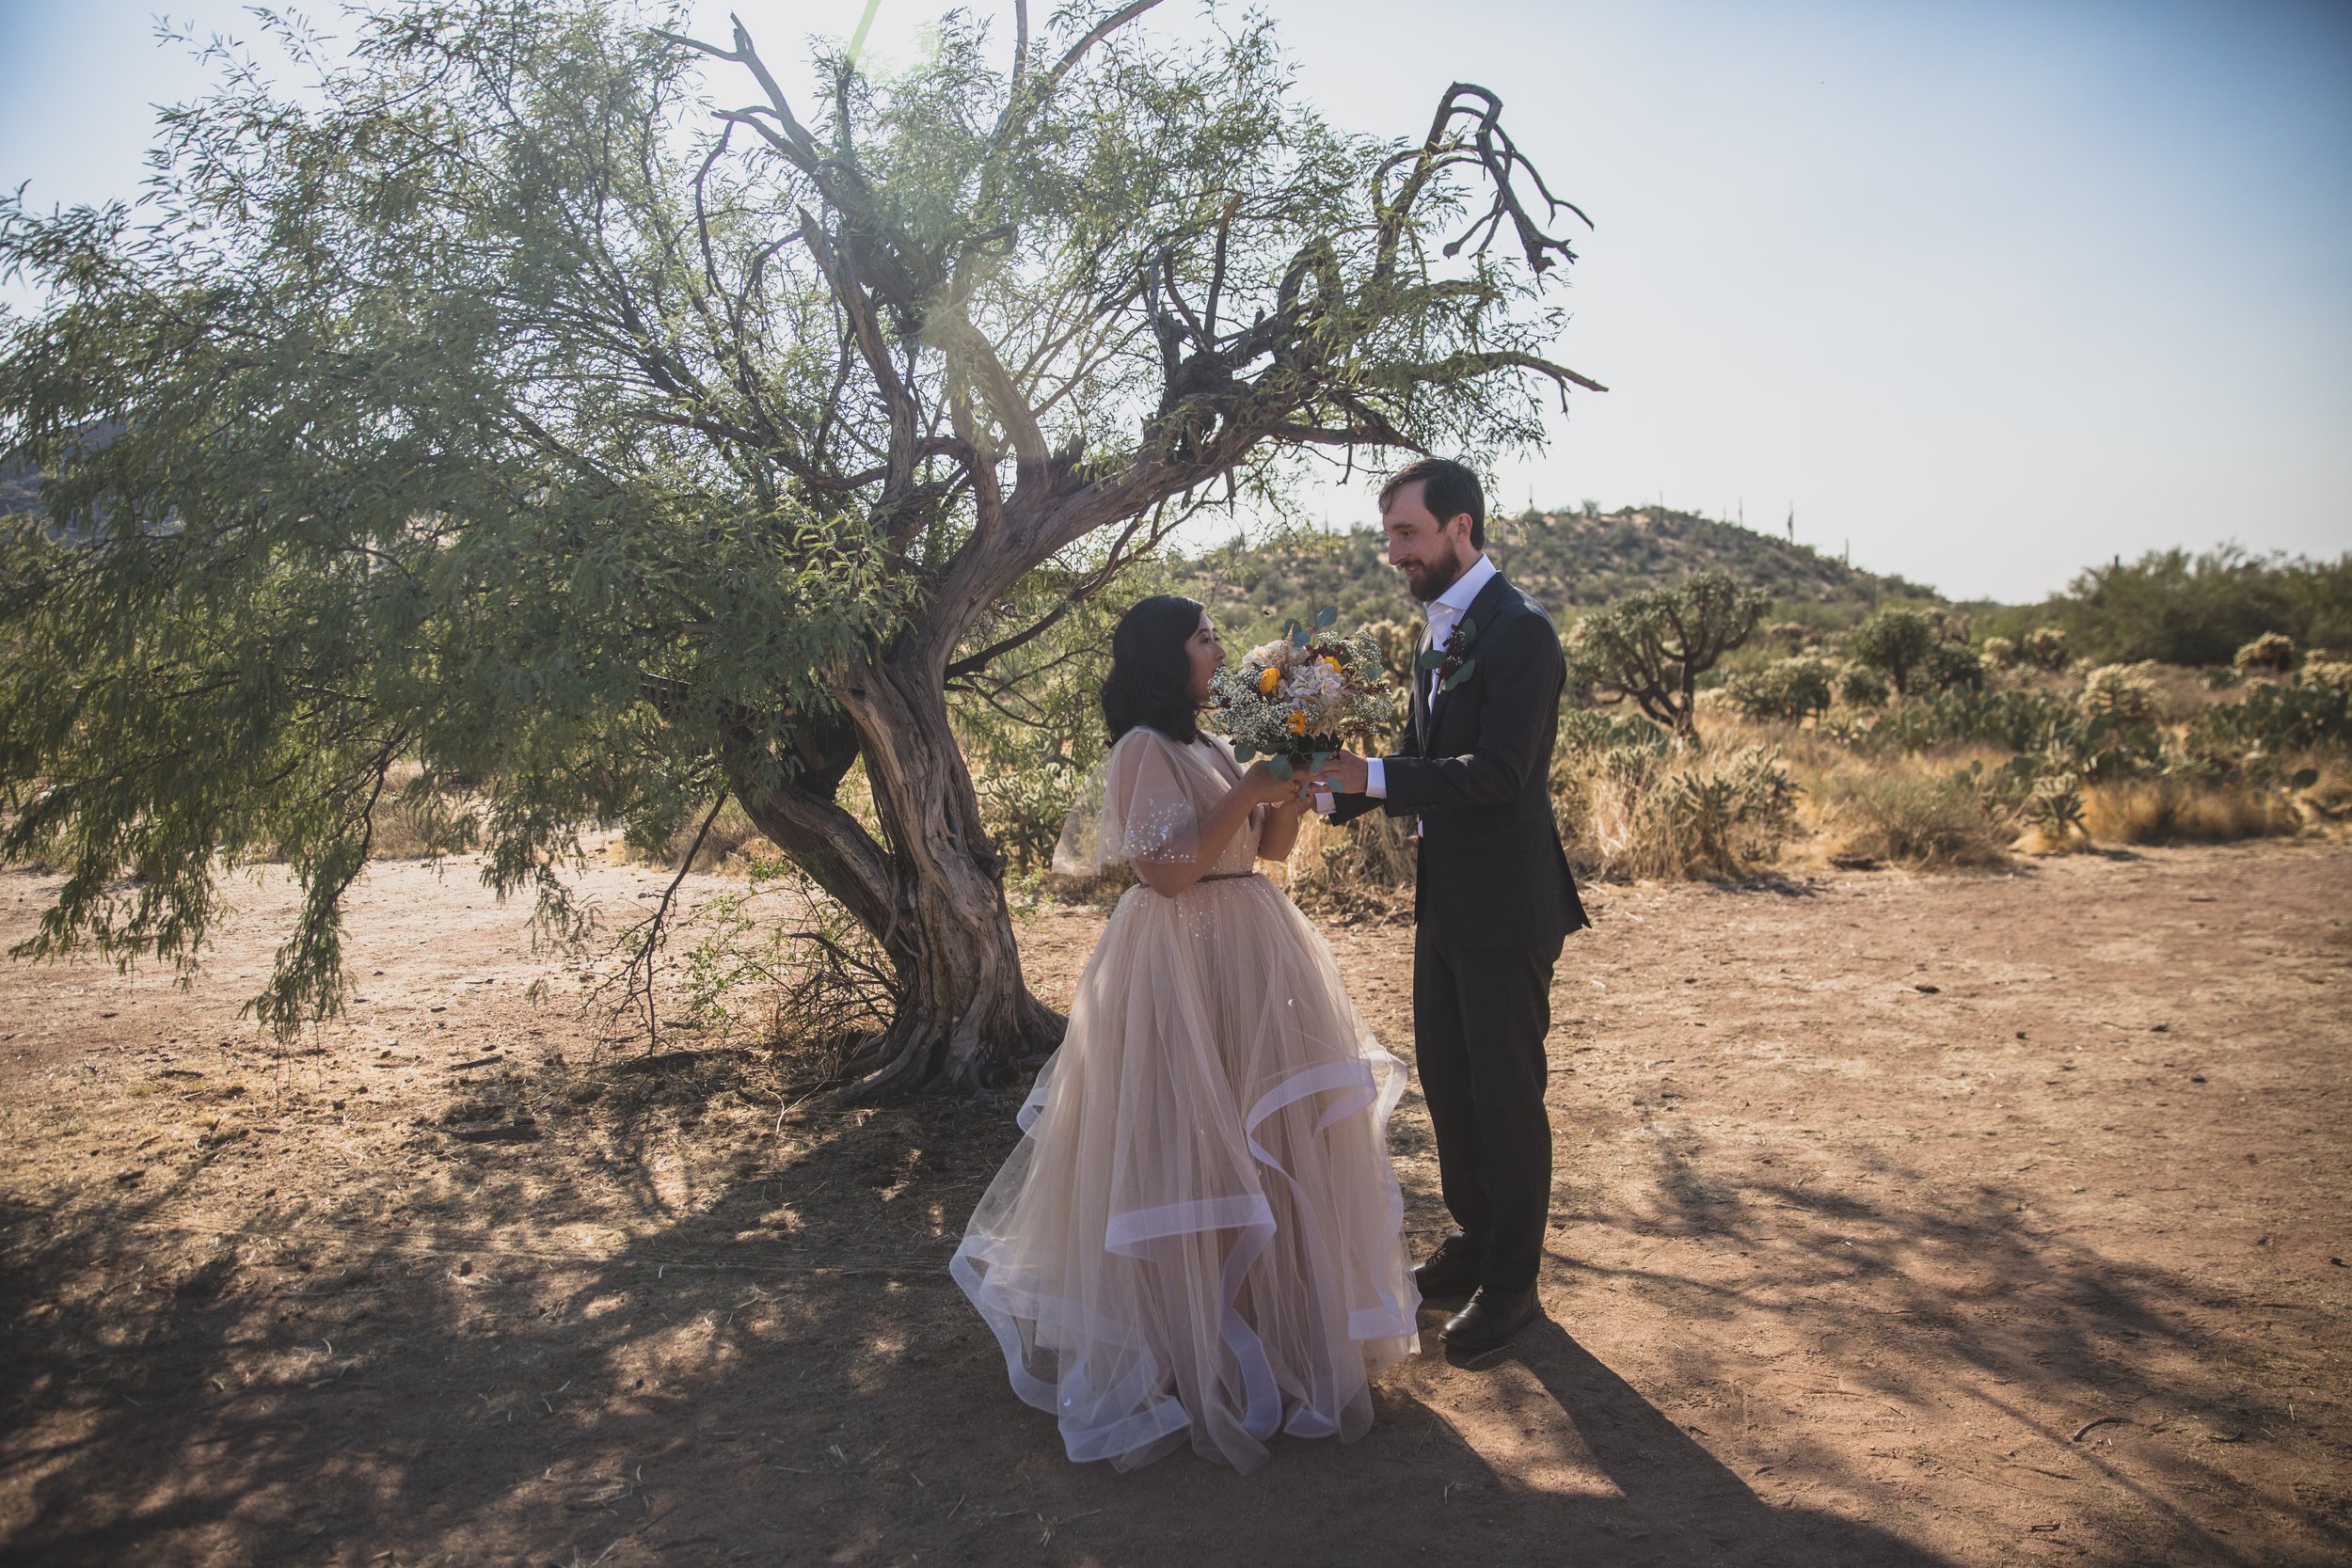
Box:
[952, 872, 1420, 1473]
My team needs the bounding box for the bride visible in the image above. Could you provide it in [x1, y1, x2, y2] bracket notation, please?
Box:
[952, 594, 1420, 1473]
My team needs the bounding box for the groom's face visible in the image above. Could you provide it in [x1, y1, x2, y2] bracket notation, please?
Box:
[1381, 481, 1476, 603]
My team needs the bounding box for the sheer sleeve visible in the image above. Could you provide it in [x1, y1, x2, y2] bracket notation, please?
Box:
[1053, 729, 1200, 876]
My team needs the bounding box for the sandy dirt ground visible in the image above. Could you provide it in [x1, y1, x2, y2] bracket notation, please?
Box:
[1, 838, 2347, 1567]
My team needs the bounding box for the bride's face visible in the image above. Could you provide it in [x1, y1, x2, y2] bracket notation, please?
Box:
[1185, 612, 1225, 706]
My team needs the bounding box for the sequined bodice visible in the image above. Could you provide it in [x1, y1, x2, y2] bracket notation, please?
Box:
[1184, 737, 1263, 876]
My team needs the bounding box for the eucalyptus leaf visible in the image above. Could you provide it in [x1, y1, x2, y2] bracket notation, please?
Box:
[1439, 657, 1477, 693]
[1416, 647, 1447, 671]
[1314, 607, 1337, 628]
[1232, 741, 1256, 763]
[1269, 757, 1294, 781]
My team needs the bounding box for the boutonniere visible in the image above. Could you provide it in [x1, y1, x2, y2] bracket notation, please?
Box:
[1415, 613, 1479, 695]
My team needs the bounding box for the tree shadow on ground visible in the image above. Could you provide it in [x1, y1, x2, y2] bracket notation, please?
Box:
[1541, 1119, 2351, 1567]
[0, 1053, 2341, 1567]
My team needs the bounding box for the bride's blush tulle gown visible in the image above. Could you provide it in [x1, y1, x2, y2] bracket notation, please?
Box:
[952, 726, 1420, 1473]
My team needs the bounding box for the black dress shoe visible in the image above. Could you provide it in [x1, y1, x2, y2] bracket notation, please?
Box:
[1440, 1285, 1541, 1353]
[1411, 1232, 1485, 1302]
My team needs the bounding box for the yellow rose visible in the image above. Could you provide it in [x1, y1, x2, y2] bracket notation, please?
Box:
[1257, 666, 1281, 696]
[1322, 655, 1343, 674]
[1286, 709, 1309, 734]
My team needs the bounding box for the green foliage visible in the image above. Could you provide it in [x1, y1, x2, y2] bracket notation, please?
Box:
[1848, 607, 1940, 697]
[2182, 682, 2352, 772]
[0, 1, 1601, 1047]
[2000, 545, 2352, 668]
[1566, 570, 1768, 733]
[1918, 641, 1984, 693]
[1836, 662, 1889, 708]
[1724, 657, 1835, 722]
[676, 859, 894, 1084]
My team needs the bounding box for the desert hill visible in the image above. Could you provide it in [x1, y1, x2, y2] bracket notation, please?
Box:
[1183, 505, 1936, 630]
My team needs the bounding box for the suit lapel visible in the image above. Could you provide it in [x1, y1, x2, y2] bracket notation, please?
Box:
[1410, 629, 1432, 753]
[1426, 572, 1514, 740]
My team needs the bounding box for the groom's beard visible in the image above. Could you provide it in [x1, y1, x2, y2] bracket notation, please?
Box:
[1401, 542, 1470, 603]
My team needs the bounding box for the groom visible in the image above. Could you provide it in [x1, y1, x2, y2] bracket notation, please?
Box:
[1313, 457, 1588, 1354]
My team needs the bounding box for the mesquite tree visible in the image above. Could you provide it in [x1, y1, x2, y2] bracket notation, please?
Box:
[0, 1, 1600, 1097]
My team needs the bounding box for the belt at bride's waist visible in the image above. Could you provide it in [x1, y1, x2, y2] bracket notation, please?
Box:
[1196, 871, 1262, 882]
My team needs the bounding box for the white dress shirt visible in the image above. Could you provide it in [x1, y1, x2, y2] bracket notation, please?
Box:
[1363, 551, 1497, 800]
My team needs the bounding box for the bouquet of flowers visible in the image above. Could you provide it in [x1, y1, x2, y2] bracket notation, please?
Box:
[1208, 608, 1398, 780]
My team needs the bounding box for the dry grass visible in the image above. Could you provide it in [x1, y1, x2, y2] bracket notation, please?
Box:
[1286, 808, 1417, 914]
[605, 799, 772, 876]
[1812, 768, 2011, 869]
[2081, 778, 2300, 846]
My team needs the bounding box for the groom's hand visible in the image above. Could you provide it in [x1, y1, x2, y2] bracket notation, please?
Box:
[1313, 749, 1371, 796]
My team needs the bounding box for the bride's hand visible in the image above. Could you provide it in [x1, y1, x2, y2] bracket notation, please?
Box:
[1240, 760, 1300, 805]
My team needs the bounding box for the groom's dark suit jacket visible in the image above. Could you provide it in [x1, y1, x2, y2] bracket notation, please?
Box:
[1331, 569, 1588, 949]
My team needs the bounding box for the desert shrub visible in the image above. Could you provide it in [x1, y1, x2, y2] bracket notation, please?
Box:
[614, 798, 770, 874]
[1286, 809, 1419, 915]
[1724, 657, 1835, 722]
[2182, 681, 2352, 774]
[1849, 606, 1939, 696]
[1557, 706, 1676, 755]
[2051, 546, 2352, 667]
[1555, 734, 1799, 880]
[1836, 688, 2076, 754]
[2303, 659, 2352, 696]
[2022, 626, 2071, 671]
[1820, 770, 2009, 868]
[2078, 662, 2165, 725]
[1836, 662, 1888, 708]
[676, 861, 895, 1086]
[1920, 641, 1985, 693]
[1980, 635, 2019, 668]
[1764, 621, 1815, 651]
[974, 763, 1089, 874]
[367, 773, 482, 860]
[2234, 632, 2297, 676]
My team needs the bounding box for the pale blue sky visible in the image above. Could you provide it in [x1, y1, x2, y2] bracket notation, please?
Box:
[4, 0, 2348, 601]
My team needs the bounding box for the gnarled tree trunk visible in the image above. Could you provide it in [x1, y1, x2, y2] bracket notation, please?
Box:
[735, 631, 1065, 1101]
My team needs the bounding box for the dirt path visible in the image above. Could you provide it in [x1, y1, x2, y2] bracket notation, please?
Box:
[2, 840, 2347, 1566]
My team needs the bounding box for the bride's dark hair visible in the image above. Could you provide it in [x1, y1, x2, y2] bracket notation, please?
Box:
[1102, 594, 1206, 743]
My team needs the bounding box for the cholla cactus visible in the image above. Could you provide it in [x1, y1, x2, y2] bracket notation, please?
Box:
[1980, 635, 2019, 668]
[2079, 661, 2164, 724]
[2021, 770, 2087, 837]
[2022, 626, 2070, 671]
[1359, 618, 1422, 689]
[2234, 632, 2297, 676]
[2302, 658, 2352, 696]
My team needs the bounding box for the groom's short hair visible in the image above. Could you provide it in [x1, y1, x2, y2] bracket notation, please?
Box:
[1380, 458, 1486, 550]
